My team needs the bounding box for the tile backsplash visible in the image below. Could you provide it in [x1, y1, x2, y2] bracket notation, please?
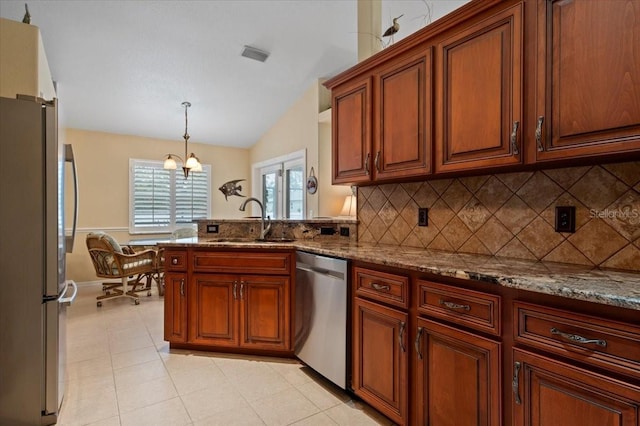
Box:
[357, 162, 640, 271]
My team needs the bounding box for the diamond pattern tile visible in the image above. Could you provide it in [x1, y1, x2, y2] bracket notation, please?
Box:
[517, 172, 564, 213]
[458, 197, 491, 232]
[494, 195, 537, 235]
[388, 185, 411, 212]
[515, 217, 564, 259]
[355, 161, 639, 271]
[542, 241, 593, 266]
[568, 219, 628, 265]
[441, 180, 473, 213]
[603, 161, 640, 186]
[496, 238, 536, 260]
[496, 171, 533, 192]
[602, 190, 640, 241]
[440, 216, 472, 250]
[428, 199, 455, 230]
[601, 245, 640, 271]
[543, 166, 590, 188]
[568, 166, 628, 211]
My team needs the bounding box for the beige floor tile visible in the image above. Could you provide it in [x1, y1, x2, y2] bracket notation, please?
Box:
[161, 350, 218, 373]
[114, 359, 169, 389]
[212, 353, 274, 378]
[266, 360, 315, 387]
[232, 364, 293, 402]
[324, 401, 390, 426]
[66, 354, 113, 381]
[56, 387, 119, 426]
[181, 380, 248, 421]
[83, 416, 122, 426]
[120, 397, 191, 426]
[63, 372, 115, 404]
[250, 388, 320, 426]
[291, 412, 338, 425]
[169, 363, 226, 396]
[296, 379, 349, 411]
[112, 345, 161, 369]
[117, 375, 178, 413]
[192, 400, 265, 426]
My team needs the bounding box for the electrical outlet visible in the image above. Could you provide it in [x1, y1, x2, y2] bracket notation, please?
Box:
[418, 208, 429, 227]
[339, 227, 350, 237]
[555, 206, 576, 233]
[206, 224, 219, 233]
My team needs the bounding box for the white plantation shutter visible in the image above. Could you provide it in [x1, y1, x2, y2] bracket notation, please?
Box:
[129, 159, 211, 233]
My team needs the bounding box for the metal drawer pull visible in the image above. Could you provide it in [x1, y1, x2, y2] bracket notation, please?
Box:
[535, 116, 545, 151]
[415, 327, 424, 360]
[398, 321, 406, 352]
[365, 153, 371, 175]
[374, 151, 381, 172]
[233, 282, 237, 300]
[240, 281, 245, 300]
[510, 120, 520, 155]
[513, 361, 521, 405]
[439, 299, 470, 311]
[172, 257, 179, 265]
[180, 279, 185, 296]
[550, 327, 607, 347]
[371, 282, 391, 292]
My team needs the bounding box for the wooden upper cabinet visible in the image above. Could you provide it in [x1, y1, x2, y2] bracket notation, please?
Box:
[436, 3, 523, 173]
[533, 0, 640, 161]
[374, 48, 432, 180]
[332, 77, 372, 184]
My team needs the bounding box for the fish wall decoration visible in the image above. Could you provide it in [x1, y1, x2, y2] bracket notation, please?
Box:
[219, 179, 246, 201]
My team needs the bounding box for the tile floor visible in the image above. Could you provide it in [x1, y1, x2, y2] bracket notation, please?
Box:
[57, 283, 392, 426]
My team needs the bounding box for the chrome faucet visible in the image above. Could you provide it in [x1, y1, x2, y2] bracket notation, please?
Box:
[239, 197, 272, 240]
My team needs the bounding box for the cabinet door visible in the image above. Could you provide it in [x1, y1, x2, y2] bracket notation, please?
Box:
[332, 77, 372, 184]
[239, 275, 290, 351]
[513, 349, 640, 426]
[353, 297, 408, 425]
[188, 274, 238, 347]
[436, 3, 523, 173]
[374, 48, 432, 180]
[534, 0, 640, 161]
[164, 272, 188, 343]
[414, 317, 501, 426]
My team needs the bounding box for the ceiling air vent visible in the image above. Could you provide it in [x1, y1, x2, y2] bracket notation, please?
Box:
[241, 45, 269, 63]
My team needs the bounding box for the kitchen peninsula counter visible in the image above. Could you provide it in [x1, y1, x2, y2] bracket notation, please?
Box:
[159, 239, 640, 311]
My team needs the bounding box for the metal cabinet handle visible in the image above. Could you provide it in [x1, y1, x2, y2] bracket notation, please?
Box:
[371, 282, 391, 292]
[535, 116, 545, 152]
[180, 279, 185, 297]
[233, 282, 237, 300]
[414, 326, 424, 360]
[374, 151, 381, 172]
[439, 299, 470, 311]
[550, 327, 607, 347]
[513, 361, 521, 405]
[365, 153, 371, 175]
[510, 120, 520, 155]
[240, 281, 245, 300]
[398, 321, 406, 352]
[172, 257, 178, 265]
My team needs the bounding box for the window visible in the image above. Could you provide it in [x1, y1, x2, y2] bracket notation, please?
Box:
[252, 150, 306, 219]
[129, 159, 211, 233]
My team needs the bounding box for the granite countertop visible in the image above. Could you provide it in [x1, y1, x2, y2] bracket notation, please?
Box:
[159, 238, 640, 311]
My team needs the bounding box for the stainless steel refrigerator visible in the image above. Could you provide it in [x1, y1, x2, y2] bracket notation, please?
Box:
[0, 95, 79, 425]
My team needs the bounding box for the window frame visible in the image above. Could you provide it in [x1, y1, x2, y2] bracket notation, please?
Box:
[128, 158, 212, 234]
[251, 149, 307, 219]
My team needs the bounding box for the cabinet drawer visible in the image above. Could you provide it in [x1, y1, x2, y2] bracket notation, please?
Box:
[514, 302, 640, 380]
[417, 280, 501, 336]
[165, 250, 187, 272]
[354, 267, 408, 309]
[192, 250, 291, 275]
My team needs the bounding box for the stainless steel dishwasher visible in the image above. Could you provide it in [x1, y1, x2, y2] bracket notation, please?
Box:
[295, 251, 348, 389]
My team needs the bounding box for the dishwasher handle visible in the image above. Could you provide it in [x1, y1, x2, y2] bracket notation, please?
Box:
[296, 264, 344, 280]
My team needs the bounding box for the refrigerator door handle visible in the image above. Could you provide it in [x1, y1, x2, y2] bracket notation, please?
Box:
[65, 144, 78, 253]
[58, 280, 78, 306]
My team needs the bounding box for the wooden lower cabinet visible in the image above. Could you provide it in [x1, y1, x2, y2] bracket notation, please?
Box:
[353, 297, 408, 425]
[163, 272, 187, 343]
[188, 273, 290, 351]
[512, 348, 640, 426]
[415, 317, 502, 426]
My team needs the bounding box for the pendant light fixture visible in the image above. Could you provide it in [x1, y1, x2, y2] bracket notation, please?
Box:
[163, 101, 202, 178]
